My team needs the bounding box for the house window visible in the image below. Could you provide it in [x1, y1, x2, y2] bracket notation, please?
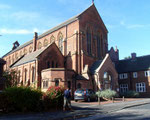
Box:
[44, 39, 48, 47]
[120, 84, 128, 93]
[43, 80, 48, 89]
[119, 73, 128, 79]
[97, 35, 101, 59]
[58, 33, 63, 53]
[24, 49, 27, 55]
[86, 28, 92, 55]
[145, 71, 150, 77]
[133, 72, 138, 78]
[77, 83, 81, 89]
[136, 82, 146, 92]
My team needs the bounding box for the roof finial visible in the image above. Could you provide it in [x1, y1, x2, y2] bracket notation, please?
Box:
[92, 0, 94, 4]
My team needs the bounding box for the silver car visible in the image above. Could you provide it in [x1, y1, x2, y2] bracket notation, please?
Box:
[74, 89, 97, 102]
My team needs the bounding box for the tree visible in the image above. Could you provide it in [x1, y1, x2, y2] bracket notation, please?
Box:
[124, 56, 131, 60]
[3, 69, 19, 88]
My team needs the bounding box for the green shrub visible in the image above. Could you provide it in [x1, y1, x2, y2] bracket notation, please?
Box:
[120, 91, 139, 98]
[0, 86, 42, 112]
[96, 89, 117, 99]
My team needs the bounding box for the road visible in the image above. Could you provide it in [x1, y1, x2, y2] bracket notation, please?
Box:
[77, 103, 150, 120]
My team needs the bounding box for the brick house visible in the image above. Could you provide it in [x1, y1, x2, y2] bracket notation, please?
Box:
[2, 3, 118, 93]
[0, 58, 6, 90]
[116, 53, 150, 97]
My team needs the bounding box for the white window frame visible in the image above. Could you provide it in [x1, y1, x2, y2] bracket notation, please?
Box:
[119, 73, 128, 79]
[136, 82, 146, 92]
[145, 71, 150, 77]
[133, 72, 138, 78]
[43, 79, 49, 89]
[120, 84, 128, 93]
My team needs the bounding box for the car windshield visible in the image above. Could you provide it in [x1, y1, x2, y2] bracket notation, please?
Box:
[75, 89, 84, 93]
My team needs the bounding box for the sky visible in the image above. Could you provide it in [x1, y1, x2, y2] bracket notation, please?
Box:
[0, 0, 150, 59]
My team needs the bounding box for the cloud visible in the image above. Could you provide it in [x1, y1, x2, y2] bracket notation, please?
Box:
[119, 20, 149, 29]
[0, 28, 41, 34]
[0, 4, 11, 9]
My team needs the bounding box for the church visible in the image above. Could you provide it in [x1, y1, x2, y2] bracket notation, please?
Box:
[2, 3, 119, 93]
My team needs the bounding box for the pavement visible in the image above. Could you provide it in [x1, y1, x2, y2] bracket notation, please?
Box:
[0, 98, 150, 120]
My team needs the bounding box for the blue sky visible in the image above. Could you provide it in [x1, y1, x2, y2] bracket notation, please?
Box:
[0, 0, 150, 59]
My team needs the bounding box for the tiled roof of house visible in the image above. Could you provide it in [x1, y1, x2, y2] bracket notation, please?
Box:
[90, 60, 102, 74]
[116, 55, 150, 73]
[3, 4, 95, 58]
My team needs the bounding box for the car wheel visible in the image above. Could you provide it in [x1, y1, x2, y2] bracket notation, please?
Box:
[75, 100, 78, 102]
[87, 97, 90, 102]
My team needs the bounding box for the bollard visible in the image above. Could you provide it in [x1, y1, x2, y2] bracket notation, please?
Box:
[123, 96, 125, 102]
[98, 97, 100, 105]
[112, 97, 114, 103]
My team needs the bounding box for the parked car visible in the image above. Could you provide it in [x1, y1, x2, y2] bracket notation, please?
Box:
[74, 89, 97, 102]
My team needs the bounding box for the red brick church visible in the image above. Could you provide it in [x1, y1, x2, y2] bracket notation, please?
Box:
[2, 3, 119, 93]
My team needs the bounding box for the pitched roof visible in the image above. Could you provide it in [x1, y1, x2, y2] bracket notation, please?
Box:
[2, 4, 95, 58]
[116, 55, 150, 73]
[10, 43, 55, 68]
[90, 60, 102, 74]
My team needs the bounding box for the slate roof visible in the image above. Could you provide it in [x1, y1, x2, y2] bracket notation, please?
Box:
[3, 4, 95, 58]
[90, 60, 102, 74]
[116, 55, 150, 73]
[11, 44, 52, 68]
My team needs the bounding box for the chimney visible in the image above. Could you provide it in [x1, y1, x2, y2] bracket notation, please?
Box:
[33, 32, 38, 52]
[131, 53, 136, 59]
[115, 46, 119, 61]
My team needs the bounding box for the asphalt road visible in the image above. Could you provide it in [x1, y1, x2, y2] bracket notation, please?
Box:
[78, 103, 150, 120]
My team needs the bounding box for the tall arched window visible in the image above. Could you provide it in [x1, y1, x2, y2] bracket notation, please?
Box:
[97, 35, 101, 59]
[55, 79, 59, 87]
[47, 61, 50, 68]
[86, 27, 92, 55]
[32, 67, 35, 83]
[24, 69, 27, 83]
[50, 35, 55, 43]
[44, 39, 48, 47]
[38, 42, 42, 49]
[58, 32, 63, 53]
[18, 70, 21, 83]
[20, 51, 22, 57]
[52, 61, 54, 68]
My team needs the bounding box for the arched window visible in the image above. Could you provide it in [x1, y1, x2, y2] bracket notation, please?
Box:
[58, 32, 63, 53]
[97, 35, 101, 59]
[50, 35, 55, 43]
[55, 79, 59, 86]
[24, 69, 27, 83]
[77, 83, 81, 89]
[32, 67, 35, 83]
[18, 70, 21, 83]
[44, 39, 48, 47]
[24, 49, 27, 55]
[86, 27, 92, 55]
[103, 72, 112, 90]
[52, 61, 54, 68]
[47, 61, 50, 68]
[56, 62, 58, 68]
[29, 46, 33, 53]
[38, 42, 42, 49]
